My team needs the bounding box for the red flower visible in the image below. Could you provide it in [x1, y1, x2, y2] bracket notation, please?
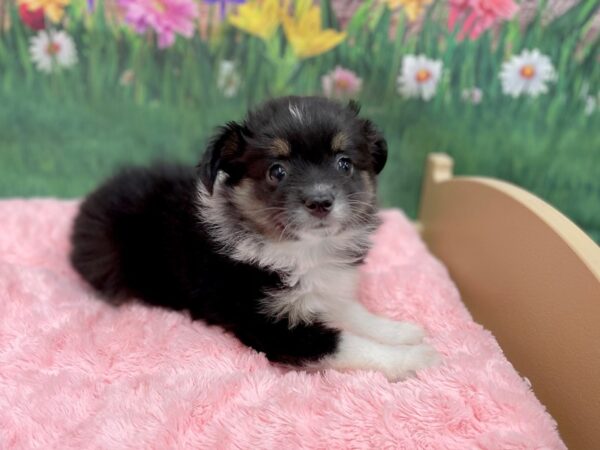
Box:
[18, 4, 46, 31]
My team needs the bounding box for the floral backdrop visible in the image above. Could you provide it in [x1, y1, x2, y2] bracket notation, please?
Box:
[0, 0, 599, 241]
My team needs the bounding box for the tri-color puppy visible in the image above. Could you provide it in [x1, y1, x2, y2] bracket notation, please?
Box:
[70, 96, 439, 380]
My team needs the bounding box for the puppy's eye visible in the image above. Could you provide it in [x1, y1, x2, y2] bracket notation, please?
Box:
[267, 163, 287, 185]
[337, 157, 353, 176]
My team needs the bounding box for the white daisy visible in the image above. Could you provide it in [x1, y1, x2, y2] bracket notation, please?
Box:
[499, 49, 557, 98]
[397, 54, 443, 101]
[217, 60, 241, 98]
[461, 87, 483, 104]
[29, 30, 77, 74]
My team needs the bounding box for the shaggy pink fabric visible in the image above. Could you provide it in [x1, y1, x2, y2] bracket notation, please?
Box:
[0, 200, 565, 449]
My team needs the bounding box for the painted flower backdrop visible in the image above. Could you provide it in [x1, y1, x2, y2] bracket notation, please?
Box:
[4, 0, 597, 102]
[0, 0, 599, 240]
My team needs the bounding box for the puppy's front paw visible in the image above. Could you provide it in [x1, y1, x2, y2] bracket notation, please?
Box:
[373, 344, 441, 381]
[371, 319, 426, 346]
[377, 343, 440, 382]
[398, 343, 441, 378]
[324, 334, 441, 382]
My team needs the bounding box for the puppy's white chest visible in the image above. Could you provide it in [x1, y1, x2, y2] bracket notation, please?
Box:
[291, 263, 358, 300]
[233, 231, 366, 326]
[264, 256, 360, 326]
[276, 239, 359, 297]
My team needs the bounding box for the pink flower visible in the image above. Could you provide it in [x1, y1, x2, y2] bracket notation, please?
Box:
[118, 0, 199, 48]
[448, 0, 518, 40]
[322, 66, 362, 99]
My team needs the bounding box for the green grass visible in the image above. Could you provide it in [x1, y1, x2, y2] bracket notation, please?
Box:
[0, 0, 599, 242]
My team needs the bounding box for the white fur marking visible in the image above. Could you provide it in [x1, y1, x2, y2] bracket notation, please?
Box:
[289, 103, 304, 123]
[263, 257, 360, 326]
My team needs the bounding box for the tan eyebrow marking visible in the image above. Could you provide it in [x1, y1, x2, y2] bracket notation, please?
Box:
[332, 132, 349, 153]
[270, 138, 291, 158]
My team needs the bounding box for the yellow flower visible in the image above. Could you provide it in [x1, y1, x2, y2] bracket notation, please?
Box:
[228, 0, 282, 41]
[282, 0, 346, 59]
[386, 0, 432, 21]
[18, 0, 71, 23]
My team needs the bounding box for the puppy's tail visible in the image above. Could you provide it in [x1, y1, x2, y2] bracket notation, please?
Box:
[70, 177, 130, 301]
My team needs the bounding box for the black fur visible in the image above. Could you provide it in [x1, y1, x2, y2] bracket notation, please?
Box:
[70, 96, 388, 366]
[70, 164, 339, 365]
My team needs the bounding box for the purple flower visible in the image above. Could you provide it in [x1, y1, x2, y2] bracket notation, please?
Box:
[204, 0, 245, 19]
[118, 0, 199, 48]
[87, 0, 95, 12]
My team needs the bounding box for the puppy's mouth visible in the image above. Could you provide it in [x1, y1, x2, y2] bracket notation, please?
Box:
[269, 213, 341, 240]
[305, 221, 336, 233]
[292, 210, 345, 237]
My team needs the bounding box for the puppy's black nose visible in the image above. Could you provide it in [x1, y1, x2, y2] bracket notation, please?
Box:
[303, 194, 334, 218]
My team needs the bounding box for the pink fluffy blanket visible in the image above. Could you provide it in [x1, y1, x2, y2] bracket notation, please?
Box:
[0, 200, 564, 449]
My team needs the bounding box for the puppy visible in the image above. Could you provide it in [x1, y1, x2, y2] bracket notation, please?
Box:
[70, 96, 439, 381]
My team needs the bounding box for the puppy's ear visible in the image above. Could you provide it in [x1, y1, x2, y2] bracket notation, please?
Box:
[347, 100, 361, 116]
[362, 119, 388, 174]
[198, 122, 244, 194]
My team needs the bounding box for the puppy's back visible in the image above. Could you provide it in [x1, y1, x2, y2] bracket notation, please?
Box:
[70, 164, 197, 302]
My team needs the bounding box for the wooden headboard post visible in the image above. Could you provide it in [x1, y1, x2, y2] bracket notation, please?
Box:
[418, 153, 600, 450]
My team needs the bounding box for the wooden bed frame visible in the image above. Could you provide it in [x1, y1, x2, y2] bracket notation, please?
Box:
[417, 154, 600, 450]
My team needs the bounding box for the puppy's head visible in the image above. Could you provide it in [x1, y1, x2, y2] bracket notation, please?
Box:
[198, 96, 387, 240]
